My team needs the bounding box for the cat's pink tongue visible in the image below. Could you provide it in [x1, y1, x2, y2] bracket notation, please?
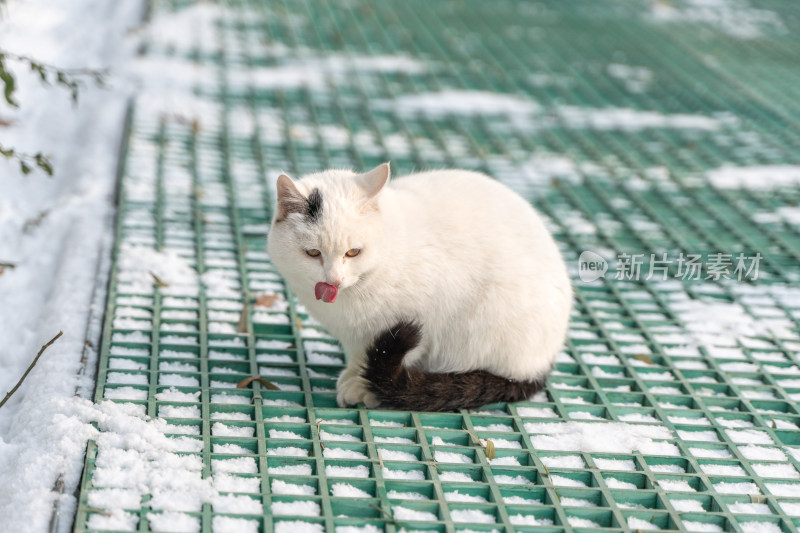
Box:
[315, 282, 338, 303]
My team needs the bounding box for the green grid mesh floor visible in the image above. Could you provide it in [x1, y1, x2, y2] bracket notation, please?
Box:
[74, 0, 800, 531]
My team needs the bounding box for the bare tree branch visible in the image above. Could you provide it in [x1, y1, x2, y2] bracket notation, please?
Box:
[0, 330, 63, 409]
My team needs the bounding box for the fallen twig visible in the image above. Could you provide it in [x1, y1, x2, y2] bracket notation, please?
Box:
[237, 300, 249, 333]
[77, 506, 111, 517]
[149, 271, 169, 288]
[0, 330, 63, 409]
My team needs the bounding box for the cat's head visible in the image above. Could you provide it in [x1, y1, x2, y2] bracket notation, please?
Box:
[267, 163, 391, 303]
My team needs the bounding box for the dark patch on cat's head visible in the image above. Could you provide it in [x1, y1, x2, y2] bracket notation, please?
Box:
[306, 188, 323, 223]
[274, 177, 323, 224]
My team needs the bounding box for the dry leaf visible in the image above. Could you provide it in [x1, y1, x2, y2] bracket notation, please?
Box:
[149, 271, 169, 287]
[254, 293, 280, 308]
[484, 439, 496, 460]
[236, 375, 279, 391]
[634, 353, 654, 365]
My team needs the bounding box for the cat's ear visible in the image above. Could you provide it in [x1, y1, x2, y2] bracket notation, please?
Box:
[275, 173, 306, 222]
[358, 162, 390, 199]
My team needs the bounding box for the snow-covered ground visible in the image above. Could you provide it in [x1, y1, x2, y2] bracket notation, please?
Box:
[0, 0, 145, 530]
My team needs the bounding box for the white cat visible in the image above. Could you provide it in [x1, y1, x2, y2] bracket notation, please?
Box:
[267, 163, 572, 411]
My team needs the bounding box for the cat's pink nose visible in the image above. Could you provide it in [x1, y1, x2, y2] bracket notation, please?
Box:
[315, 282, 338, 303]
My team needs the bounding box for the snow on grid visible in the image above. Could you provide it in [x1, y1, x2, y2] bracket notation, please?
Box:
[0, 0, 788, 530]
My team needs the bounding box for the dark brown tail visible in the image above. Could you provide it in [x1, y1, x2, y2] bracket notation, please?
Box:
[362, 321, 549, 412]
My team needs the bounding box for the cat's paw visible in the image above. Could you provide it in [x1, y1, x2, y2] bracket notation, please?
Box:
[337, 369, 379, 408]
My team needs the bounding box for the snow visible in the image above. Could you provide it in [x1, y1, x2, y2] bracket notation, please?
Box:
[379, 449, 417, 462]
[700, 464, 745, 476]
[681, 521, 722, 532]
[739, 524, 781, 533]
[105, 387, 148, 401]
[314, 426, 358, 441]
[268, 464, 313, 477]
[385, 90, 538, 117]
[658, 480, 696, 492]
[648, 0, 784, 39]
[707, 165, 800, 189]
[87, 488, 141, 509]
[211, 394, 251, 405]
[650, 464, 685, 474]
[604, 477, 637, 490]
[671, 499, 706, 512]
[503, 495, 541, 505]
[212, 423, 254, 438]
[689, 447, 733, 459]
[147, 512, 200, 532]
[568, 517, 600, 528]
[445, 491, 487, 503]
[212, 474, 260, 494]
[212, 517, 259, 533]
[752, 463, 799, 479]
[86, 510, 139, 531]
[434, 450, 473, 464]
[212, 457, 258, 474]
[437, 471, 473, 483]
[330, 483, 371, 498]
[480, 438, 521, 449]
[781, 502, 800, 516]
[488, 456, 521, 466]
[212, 494, 261, 514]
[392, 506, 438, 521]
[268, 447, 310, 458]
[3, 393, 223, 530]
[765, 483, 800, 497]
[557, 106, 726, 131]
[212, 444, 251, 455]
[541, 455, 585, 469]
[726, 429, 773, 445]
[323, 447, 367, 460]
[305, 351, 343, 365]
[326, 465, 370, 478]
[524, 421, 675, 455]
[627, 517, 660, 530]
[714, 482, 759, 495]
[728, 503, 771, 514]
[334, 526, 382, 533]
[388, 490, 427, 501]
[272, 500, 321, 517]
[374, 436, 414, 445]
[274, 521, 324, 533]
[593, 458, 636, 471]
[269, 429, 306, 440]
[509, 514, 554, 526]
[450, 509, 495, 523]
[272, 480, 316, 496]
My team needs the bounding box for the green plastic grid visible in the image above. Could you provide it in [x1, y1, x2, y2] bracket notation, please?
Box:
[72, 0, 800, 531]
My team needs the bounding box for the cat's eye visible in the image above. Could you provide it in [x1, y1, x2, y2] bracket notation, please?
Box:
[305, 249, 321, 257]
[345, 248, 361, 258]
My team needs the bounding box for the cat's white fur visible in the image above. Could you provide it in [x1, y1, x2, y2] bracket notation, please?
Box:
[268, 163, 572, 408]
